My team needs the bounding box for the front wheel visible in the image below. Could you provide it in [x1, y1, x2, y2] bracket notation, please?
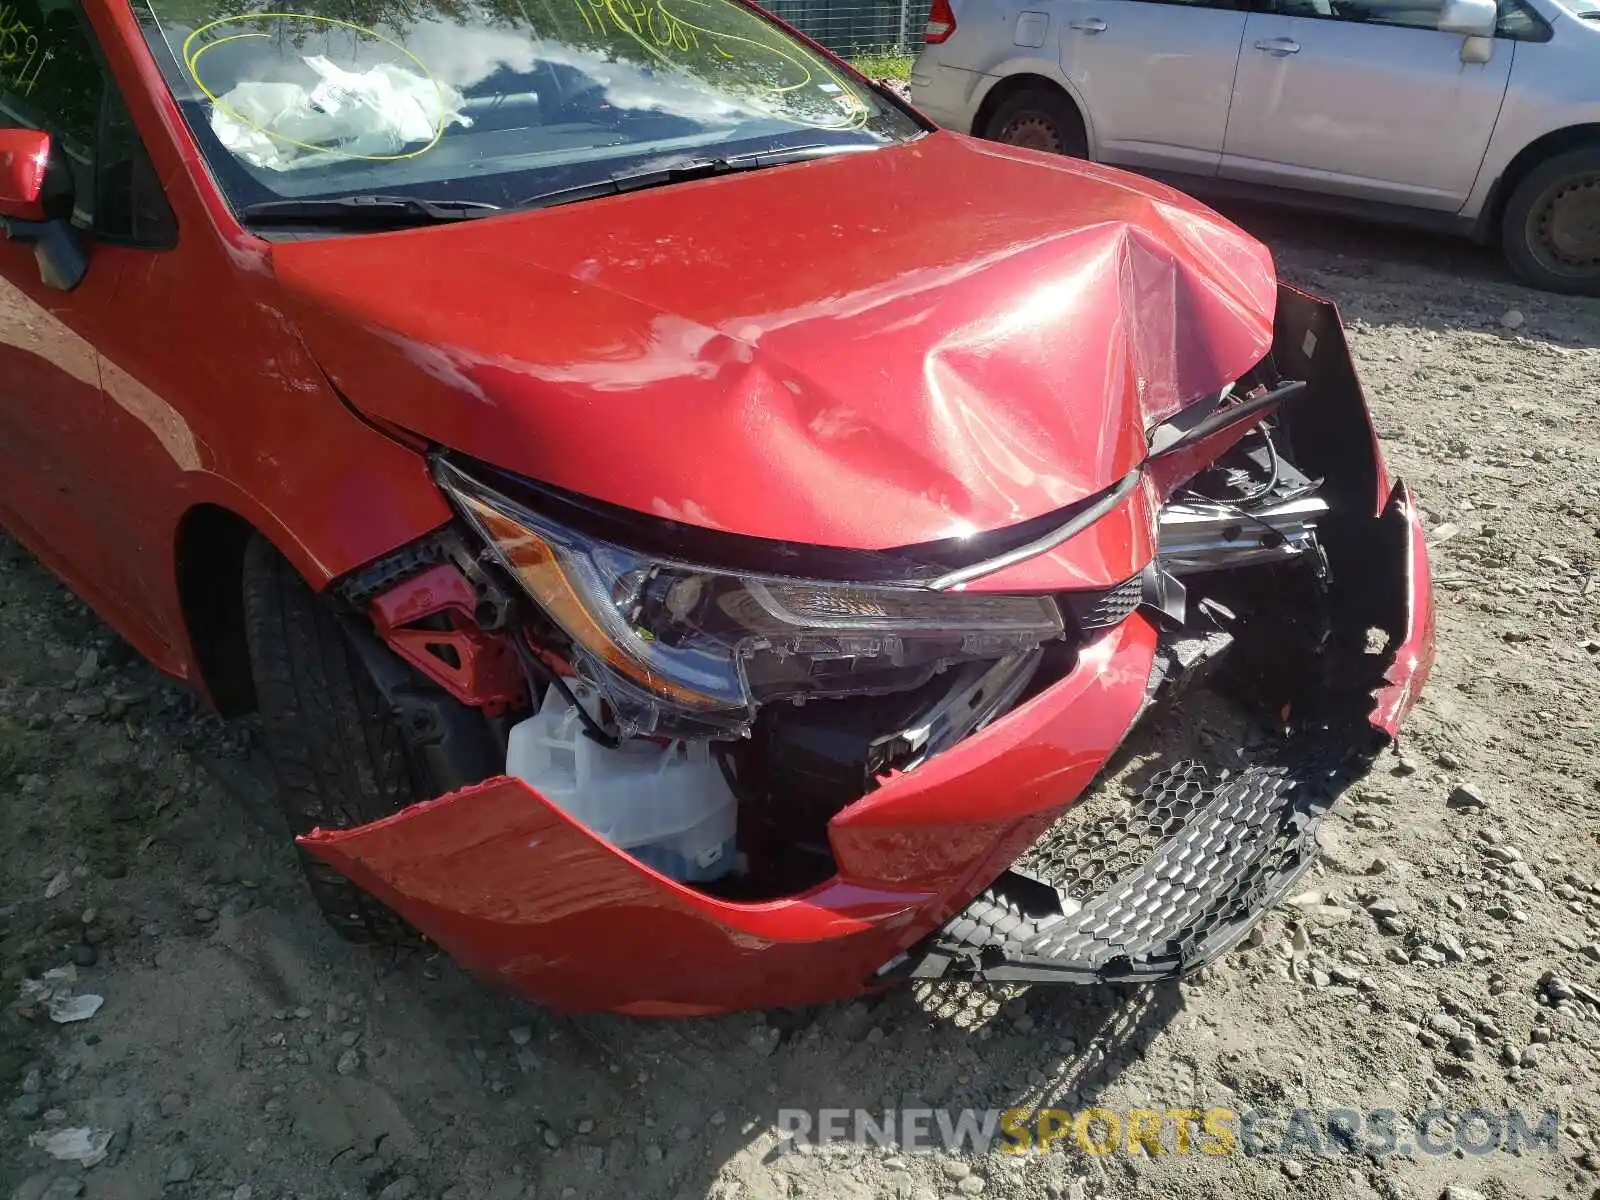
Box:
[982, 86, 1089, 159]
[242, 537, 475, 945]
[1500, 146, 1600, 297]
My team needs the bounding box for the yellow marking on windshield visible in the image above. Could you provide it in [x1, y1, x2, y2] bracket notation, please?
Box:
[578, 0, 869, 129]
[668, 0, 868, 123]
[182, 13, 452, 163]
[181, 0, 871, 160]
[584, 0, 695, 54]
[0, 3, 48, 97]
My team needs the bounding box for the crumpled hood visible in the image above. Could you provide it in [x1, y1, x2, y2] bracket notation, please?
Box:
[273, 132, 1276, 549]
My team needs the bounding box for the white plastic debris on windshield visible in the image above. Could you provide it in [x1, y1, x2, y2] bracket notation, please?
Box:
[209, 55, 471, 171]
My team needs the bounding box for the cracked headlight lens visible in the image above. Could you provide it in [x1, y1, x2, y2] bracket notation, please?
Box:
[437, 462, 1065, 735]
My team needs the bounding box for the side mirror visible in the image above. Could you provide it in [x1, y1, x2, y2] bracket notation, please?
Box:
[1438, 0, 1497, 38]
[0, 128, 52, 222]
[0, 129, 88, 292]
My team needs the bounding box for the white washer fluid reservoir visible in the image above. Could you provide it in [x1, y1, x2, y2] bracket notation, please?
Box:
[504, 683, 737, 882]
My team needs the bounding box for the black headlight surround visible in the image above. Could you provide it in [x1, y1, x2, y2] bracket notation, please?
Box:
[435, 451, 1140, 589]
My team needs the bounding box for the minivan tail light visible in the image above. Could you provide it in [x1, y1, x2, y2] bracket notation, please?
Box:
[925, 0, 957, 42]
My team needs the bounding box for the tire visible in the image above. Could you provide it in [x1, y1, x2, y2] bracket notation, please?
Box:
[982, 86, 1088, 159]
[242, 536, 435, 945]
[1500, 145, 1600, 297]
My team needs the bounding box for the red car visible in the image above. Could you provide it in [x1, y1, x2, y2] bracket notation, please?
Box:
[0, 0, 1432, 1015]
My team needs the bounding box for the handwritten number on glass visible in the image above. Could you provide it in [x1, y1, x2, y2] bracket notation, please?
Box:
[0, 4, 51, 98]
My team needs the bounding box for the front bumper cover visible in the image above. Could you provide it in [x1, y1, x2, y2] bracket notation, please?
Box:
[909, 473, 1436, 987]
[300, 290, 1435, 1016]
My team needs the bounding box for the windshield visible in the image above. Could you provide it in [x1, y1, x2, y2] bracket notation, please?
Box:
[133, 0, 921, 215]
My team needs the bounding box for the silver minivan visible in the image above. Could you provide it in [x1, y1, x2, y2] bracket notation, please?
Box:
[911, 0, 1600, 293]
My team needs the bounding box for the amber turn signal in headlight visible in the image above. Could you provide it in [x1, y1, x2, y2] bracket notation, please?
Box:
[437, 459, 1065, 736]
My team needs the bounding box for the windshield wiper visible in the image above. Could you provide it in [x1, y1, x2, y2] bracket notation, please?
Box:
[239, 194, 503, 227]
[516, 144, 870, 211]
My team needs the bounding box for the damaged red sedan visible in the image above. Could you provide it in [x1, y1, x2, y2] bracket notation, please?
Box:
[0, 0, 1432, 1015]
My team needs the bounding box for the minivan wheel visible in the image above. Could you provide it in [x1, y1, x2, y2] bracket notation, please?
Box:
[1501, 146, 1600, 296]
[983, 86, 1088, 159]
[241, 536, 436, 945]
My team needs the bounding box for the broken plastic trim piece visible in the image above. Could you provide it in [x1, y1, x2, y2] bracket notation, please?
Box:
[901, 473, 1434, 988]
[1366, 480, 1436, 737]
[909, 752, 1361, 984]
[926, 470, 1142, 592]
[1147, 380, 1305, 457]
[866, 648, 1042, 776]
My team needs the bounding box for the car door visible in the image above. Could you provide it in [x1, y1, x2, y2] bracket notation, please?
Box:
[0, 1, 180, 651]
[1221, 0, 1513, 209]
[1058, 0, 1252, 174]
[0, 3, 127, 577]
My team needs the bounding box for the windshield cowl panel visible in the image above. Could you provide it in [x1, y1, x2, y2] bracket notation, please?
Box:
[133, 0, 922, 220]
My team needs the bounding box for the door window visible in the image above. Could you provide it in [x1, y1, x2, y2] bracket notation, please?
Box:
[1274, 0, 1445, 27]
[1495, 0, 1553, 37]
[0, 1, 175, 245]
[1274, 0, 1552, 34]
[95, 86, 177, 247]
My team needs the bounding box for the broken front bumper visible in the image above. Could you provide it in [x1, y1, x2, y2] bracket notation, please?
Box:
[302, 483, 1430, 1014]
[915, 469, 1438, 986]
[301, 289, 1435, 1016]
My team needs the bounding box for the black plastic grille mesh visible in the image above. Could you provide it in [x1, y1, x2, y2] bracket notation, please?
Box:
[1076, 576, 1144, 631]
[938, 757, 1339, 981]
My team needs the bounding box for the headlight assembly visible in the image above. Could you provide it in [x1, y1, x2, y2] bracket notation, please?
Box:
[434, 460, 1065, 736]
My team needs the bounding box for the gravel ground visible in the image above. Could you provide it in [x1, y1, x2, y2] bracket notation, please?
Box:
[3, 210, 1600, 1200]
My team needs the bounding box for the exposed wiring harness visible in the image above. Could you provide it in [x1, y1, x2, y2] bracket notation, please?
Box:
[712, 742, 747, 803]
[1186, 423, 1281, 506]
[1178, 425, 1287, 547]
[510, 630, 621, 749]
